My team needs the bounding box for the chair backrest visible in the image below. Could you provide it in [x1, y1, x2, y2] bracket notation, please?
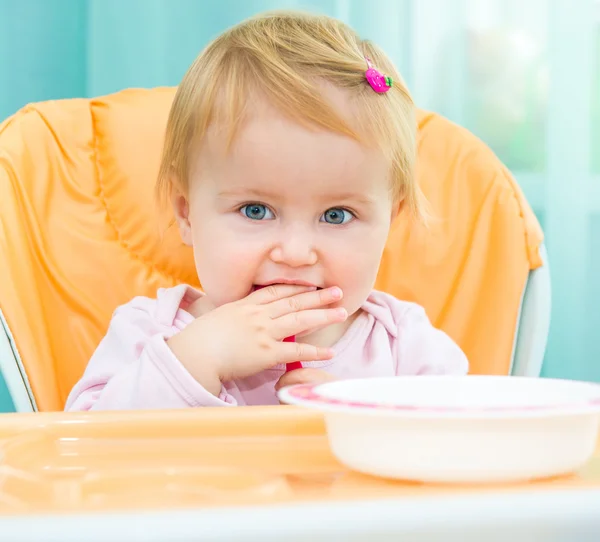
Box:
[0, 88, 544, 411]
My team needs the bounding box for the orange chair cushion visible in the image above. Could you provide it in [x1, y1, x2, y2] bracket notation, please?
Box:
[0, 88, 543, 411]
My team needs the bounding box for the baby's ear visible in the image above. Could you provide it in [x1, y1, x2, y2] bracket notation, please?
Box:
[170, 182, 193, 246]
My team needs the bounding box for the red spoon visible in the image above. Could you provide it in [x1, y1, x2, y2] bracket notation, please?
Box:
[283, 336, 303, 372]
[255, 286, 302, 372]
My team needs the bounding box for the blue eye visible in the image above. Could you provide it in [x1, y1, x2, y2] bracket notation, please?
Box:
[321, 208, 354, 225]
[240, 204, 274, 221]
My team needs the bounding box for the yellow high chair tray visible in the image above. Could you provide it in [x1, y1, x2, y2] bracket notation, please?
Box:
[0, 406, 599, 516]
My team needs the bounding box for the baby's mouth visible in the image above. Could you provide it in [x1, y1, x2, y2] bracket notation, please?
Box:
[252, 284, 323, 293]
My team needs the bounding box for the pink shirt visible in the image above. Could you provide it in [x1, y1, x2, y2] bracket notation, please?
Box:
[65, 285, 468, 411]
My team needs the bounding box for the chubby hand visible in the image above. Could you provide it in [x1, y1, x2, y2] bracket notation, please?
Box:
[275, 368, 337, 393]
[167, 284, 346, 396]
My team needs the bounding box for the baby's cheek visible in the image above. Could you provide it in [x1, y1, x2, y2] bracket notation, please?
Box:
[193, 240, 256, 305]
[333, 260, 375, 311]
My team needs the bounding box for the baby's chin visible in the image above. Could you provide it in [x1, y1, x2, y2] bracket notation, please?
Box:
[295, 327, 333, 340]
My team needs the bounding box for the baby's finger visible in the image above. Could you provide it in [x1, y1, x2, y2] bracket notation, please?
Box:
[275, 342, 335, 364]
[267, 287, 343, 319]
[273, 307, 348, 340]
[275, 368, 337, 391]
[244, 284, 316, 305]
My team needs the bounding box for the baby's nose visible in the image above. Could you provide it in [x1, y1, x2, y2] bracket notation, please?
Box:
[269, 229, 317, 267]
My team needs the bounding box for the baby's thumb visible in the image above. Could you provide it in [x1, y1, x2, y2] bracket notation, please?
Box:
[186, 296, 216, 318]
[275, 369, 308, 392]
[275, 368, 335, 391]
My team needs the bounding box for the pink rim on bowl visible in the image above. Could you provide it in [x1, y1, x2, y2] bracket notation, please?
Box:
[283, 382, 600, 415]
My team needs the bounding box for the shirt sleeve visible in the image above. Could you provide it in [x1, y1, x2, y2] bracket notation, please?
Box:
[64, 299, 237, 411]
[396, 304, 469, 376]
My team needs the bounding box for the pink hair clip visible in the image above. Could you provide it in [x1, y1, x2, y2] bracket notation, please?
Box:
[365, 57, 393, 93]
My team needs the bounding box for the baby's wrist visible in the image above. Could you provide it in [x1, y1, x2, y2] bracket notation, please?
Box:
[190, 362, 223, 397]
[166, 333, 223, 397]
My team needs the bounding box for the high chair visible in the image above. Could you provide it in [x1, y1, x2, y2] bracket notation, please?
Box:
[0, 88, 549, 413]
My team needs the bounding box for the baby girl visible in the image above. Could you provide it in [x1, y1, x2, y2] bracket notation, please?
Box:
[66, 10, 468, 411]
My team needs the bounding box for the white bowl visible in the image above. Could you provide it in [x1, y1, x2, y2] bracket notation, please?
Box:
[277, 375, 600, 483]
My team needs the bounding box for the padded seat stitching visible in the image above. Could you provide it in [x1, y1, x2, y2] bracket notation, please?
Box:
[89, 102, 184, 284]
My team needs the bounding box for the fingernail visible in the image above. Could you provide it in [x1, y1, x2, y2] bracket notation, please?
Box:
[330, 287, 342, 299]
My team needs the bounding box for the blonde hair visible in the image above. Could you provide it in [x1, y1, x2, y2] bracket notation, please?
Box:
[157, 10, 425, 220]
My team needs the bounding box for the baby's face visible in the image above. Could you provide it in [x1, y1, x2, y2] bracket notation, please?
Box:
[174, 97, 396, 326]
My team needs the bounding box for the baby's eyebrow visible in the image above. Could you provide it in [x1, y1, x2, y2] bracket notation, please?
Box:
[320, 192, 377, 206]
[217, 188, 377, 206]
[217, 188, 279, 200]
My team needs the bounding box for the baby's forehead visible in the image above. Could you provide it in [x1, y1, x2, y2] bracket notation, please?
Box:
[209, 132, 387, 207]
[203, 108, 388, 182]
[189, 87, 393, 204]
